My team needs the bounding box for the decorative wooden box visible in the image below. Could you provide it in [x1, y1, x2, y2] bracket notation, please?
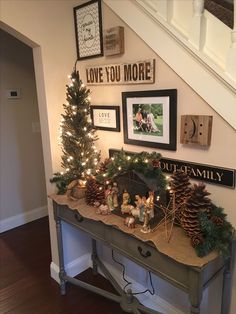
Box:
[104, 26, 124, 56]
[180, 115, 213, 146]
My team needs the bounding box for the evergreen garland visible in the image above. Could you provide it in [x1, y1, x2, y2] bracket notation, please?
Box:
[50, 64, 100, 194]
[96, 150, 166, 191]
[194, 204, 234, 257]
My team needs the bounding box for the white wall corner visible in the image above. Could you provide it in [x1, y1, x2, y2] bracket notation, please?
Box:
[50, 253, 92, 283]
[0, 205, 48, 233]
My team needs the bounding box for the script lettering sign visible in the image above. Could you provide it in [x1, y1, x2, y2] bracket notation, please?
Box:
[160, 158, 235, 188]
[85, 59, 155, 85]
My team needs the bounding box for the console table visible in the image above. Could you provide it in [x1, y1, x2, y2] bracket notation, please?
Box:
[52, 195, 235, 314]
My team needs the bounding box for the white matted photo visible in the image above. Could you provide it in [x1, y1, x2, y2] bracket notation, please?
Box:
[90, 106, 120, 132]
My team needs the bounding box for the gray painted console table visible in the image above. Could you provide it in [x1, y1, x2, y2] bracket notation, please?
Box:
[52, 197, 235, 314]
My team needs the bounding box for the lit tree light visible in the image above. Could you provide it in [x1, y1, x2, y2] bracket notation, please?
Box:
[84, 127, 87, 131]
[81, 83, 85, 88]
[127, 156, 131, 160]
[111, 157, 114, 161]
[69, 83, 73, 87]
[84, 109, 87, 112]
[66, 168, 70, 172]
[144, 159, 148, 163]
[88, 96, 91, 101]
[118, 166, 122, 171]
[67, 74, 71, 79]
[66, 131, 72, 136]
[82, 162, 86, 166]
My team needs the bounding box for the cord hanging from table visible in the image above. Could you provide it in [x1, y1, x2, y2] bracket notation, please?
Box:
[111, 249, 155, 296]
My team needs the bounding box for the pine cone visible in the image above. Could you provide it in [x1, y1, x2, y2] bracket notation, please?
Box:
[152, 160, 160, 168]
[181, 183, 212, 238]
[98, 158, 111, 174]
[211, 216, 224, 227]
[169, 170, 191, 223]
[85, 177, 105, 206]
[191, 233, 204, 248]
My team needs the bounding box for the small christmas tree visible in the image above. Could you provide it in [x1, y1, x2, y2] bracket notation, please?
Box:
[51, 66, 100, 194]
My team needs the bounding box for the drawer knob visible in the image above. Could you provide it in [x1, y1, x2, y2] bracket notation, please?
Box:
[138, 246, 151, 258]
[74, 212, 83, 222]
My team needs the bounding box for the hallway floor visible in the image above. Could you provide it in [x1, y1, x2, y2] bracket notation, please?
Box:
[0, 217, 126, 314]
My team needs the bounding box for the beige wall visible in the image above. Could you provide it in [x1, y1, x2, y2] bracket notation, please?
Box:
[0, 0, 235, 313]
[0, 29, 47, 221]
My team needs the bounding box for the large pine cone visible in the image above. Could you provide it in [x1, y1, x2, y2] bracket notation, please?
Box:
[85, 177, 105, 206]
[170, 170, 191, 223]
[181, 183, 212, 238]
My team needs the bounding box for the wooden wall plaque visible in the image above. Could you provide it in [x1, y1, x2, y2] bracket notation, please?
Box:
[180, 115, 213, 146]
[104, 26, 124, 56]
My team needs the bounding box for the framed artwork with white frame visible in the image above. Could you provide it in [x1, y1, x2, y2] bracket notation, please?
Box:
[122, 89, 177, 151]
[90, 105, 120, 132]
[74, 0, 103, 60]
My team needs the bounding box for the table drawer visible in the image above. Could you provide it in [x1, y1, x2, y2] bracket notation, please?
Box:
[107, 225, 190, 291]
[56, 205, 106, 242]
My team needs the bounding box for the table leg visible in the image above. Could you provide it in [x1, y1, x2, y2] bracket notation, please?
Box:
[189, 270, 203, 314]
[221, 236, 236, 314]
[56, 217, 66, 295]
[91, 238, 98, 275]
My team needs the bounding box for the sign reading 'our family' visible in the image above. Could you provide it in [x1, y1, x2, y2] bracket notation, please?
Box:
[85, 59, 155, 85]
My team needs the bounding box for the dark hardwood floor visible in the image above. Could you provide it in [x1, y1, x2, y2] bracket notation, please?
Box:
[0, 217, 126, 314]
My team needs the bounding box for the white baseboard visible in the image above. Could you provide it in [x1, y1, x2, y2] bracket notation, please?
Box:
[50, 253, 92, 283]
[0, 205, 48, 233]
[50, 253, 183, 314]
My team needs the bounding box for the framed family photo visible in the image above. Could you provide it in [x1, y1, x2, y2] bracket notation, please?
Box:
[90, 105, 120, 132]
[73, 0, 103, 60]
[122, 89, 177, 150]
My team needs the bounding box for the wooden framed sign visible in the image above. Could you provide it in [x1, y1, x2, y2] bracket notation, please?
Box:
[85, 59, 155, 85]
[74, 0, 103, 60]
[90, 106, 120, 132]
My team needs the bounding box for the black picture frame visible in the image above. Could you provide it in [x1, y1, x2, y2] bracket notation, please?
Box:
[90, 105, 120, 132]
[122, 89, 177, 151]
[73, 0, 103, 60]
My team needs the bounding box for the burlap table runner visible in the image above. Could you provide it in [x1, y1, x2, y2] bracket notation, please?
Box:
[50, 194, 218, 268]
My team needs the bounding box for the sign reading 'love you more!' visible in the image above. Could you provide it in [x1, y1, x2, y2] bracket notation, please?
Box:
[85, 59, 155, 85]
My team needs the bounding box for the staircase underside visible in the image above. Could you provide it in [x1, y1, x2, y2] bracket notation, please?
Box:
[104, 0, 236, 130]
